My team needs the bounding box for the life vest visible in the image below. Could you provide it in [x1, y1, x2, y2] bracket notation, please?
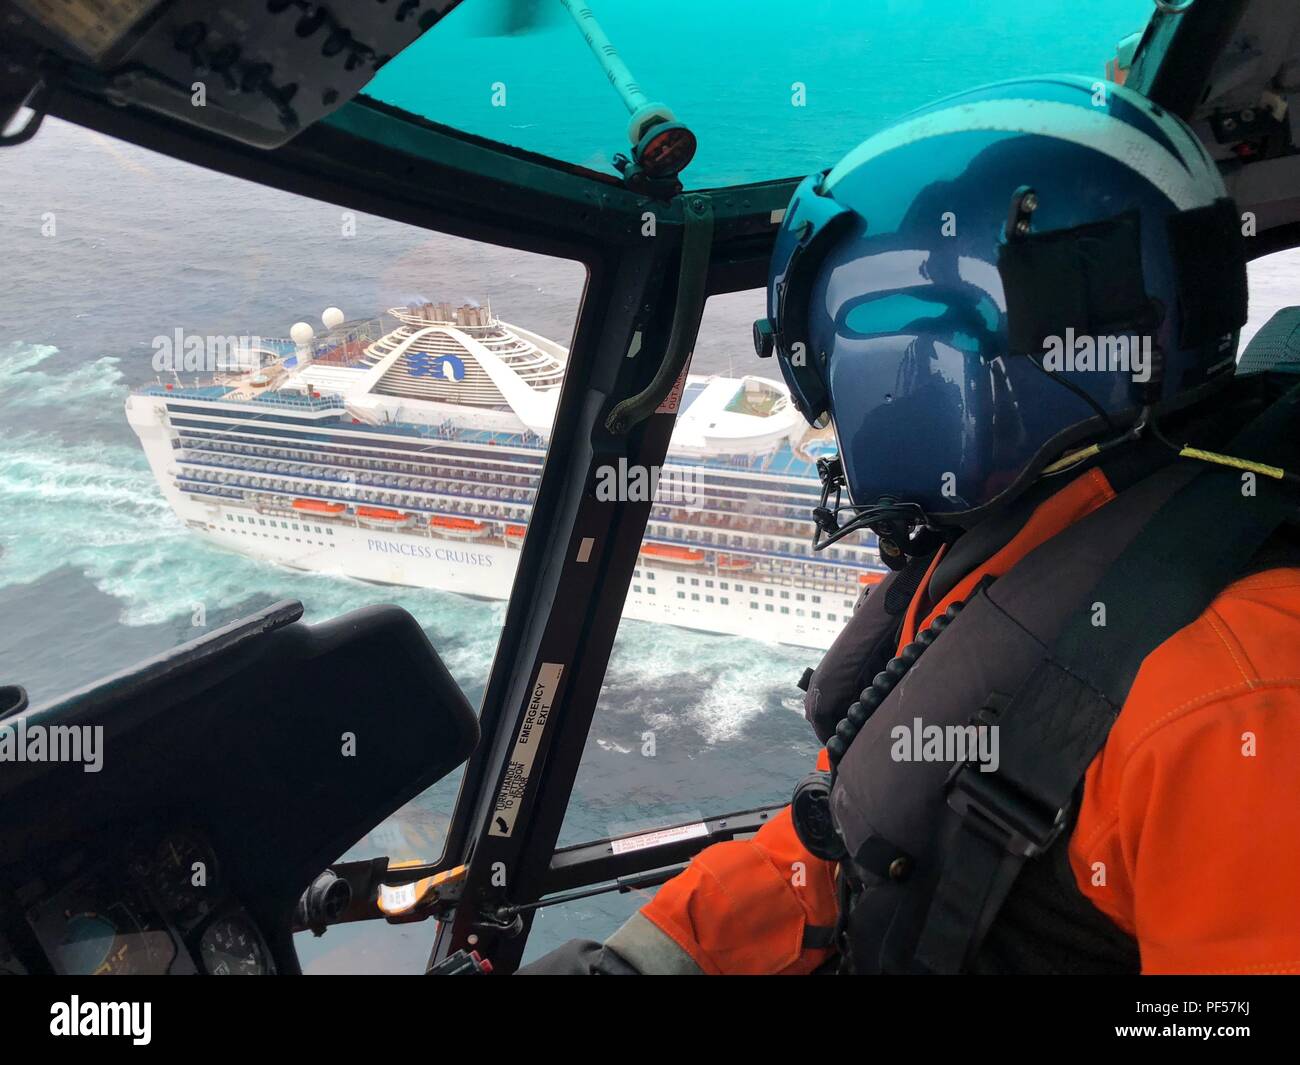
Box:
[802, 373, 1300, 973]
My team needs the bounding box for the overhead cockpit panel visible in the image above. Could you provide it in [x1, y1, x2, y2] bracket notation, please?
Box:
[1, 0, 466, 146]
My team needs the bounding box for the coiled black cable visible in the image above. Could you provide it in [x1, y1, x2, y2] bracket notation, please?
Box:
[826, 597, 968, 768]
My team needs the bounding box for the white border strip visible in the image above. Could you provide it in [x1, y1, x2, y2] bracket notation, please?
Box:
[825, 97, 1216, 211]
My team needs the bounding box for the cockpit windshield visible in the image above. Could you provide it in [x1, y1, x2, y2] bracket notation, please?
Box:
[364, 0, 1156, 188]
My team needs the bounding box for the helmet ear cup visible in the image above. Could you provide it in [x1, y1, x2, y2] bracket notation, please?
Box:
[998, 209, 1155, 357]
[1165, 198, 1249, 350]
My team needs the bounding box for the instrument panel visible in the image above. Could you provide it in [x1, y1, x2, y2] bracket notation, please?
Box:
[14, 826, 273, 976]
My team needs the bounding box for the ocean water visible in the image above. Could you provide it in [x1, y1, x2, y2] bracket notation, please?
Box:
[4, 81, 1300, 970]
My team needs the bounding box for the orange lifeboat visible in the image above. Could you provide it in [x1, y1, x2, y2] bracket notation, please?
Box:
[430, 515, 489, 540]
[504, 523, 527, 545]
[859, 570, 887, 586]
[292, 498, 346, 514]
[715, 554, 752, 572]
[357, 506, 408, 523]
[639, 543, 706, 565]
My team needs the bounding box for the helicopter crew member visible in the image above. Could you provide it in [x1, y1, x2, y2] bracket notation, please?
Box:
[521, 76, 1300, 975]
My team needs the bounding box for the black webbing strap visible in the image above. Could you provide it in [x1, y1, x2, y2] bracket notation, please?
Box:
[911, 380, 1300, 974]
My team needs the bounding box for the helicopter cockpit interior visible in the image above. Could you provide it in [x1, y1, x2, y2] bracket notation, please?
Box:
[2, 0, 1299, 977]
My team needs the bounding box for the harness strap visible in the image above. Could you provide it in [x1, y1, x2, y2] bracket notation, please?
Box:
[912, 378, 1300, 974]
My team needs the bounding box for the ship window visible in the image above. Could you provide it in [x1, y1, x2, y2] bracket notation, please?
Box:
[812, 595, 821, 604]
[780, 591, 790, 600]
[648, 588, 655, 595]
[750, 603, 759, 610]
[721, 598, 729, 606]
[813, 611, 821, 619]
[765, 605, 775, 612]
[705, 596, 714, 604]
[677, 576, 685, 585]
[678, 592, 686, 600]
[781, 607, 790, 615]
[691, 594, 700, 601]
[704, 580, 713, 589]
[765, 589, 773, 597]
[828, 614, 838, 622]
[633, 585, 641, 593]
[690, 578, 699, 587]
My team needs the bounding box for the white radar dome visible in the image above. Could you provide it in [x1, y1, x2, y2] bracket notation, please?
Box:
[290, 322, 315, 346]
[322, 307, 345, 329]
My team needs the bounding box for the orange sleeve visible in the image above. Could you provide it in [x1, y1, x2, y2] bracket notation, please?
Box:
[1070, 569, 1300, 974]
[639, 805, 839, 975]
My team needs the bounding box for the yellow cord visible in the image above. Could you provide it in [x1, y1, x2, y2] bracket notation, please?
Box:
[1177, 446, 1287, 480]
[1041, 444, 1101, 475]
[1041, 442, 1290, 482]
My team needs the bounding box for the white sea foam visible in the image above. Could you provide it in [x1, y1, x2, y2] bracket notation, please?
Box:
[602, 617, 811, 745]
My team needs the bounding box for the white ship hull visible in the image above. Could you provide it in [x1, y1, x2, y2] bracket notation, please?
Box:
[166, 494, 856, 650]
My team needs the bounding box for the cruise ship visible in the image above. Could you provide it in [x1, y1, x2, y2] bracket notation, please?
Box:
[126, 303, 886, 650]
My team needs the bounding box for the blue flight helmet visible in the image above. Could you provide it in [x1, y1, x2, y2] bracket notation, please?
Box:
[754, 76, 1248, 558]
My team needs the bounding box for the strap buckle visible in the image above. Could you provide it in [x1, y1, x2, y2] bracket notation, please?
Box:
[945, 765, 1067, 858]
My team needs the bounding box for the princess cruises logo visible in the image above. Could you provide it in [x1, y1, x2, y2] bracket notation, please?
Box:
[407, 353, 466, 381]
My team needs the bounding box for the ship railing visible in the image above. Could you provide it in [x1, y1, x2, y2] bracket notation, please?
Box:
[180, 465, 830, 557]
[174, 452, 538, 503]
[249, 392, 346, 411]
[175, 447, 841, 531]
[174, 434, 545, 479]
[173, 469, 532, 525]
[143, 384, 235, 400]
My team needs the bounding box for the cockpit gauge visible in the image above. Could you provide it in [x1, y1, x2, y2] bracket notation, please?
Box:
[152, 832, 219, 922]
[199, 914, 269, 975]
[53, 908, 176, 975]
[28, 870, 179, 976]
